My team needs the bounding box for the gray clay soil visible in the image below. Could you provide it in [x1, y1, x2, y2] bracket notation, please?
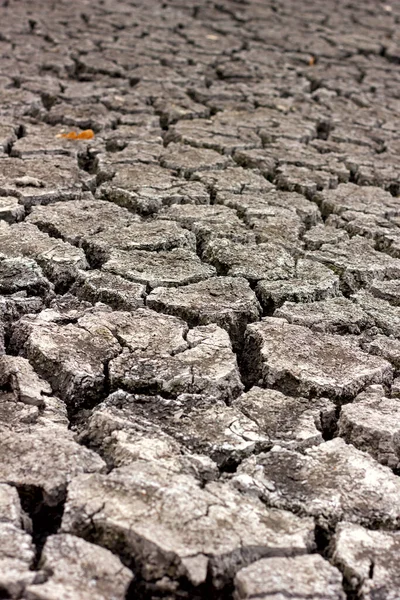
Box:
[1, 0, 400, 598]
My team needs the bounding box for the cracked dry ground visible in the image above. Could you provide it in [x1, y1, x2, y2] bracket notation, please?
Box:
[2, 1, 400, 600]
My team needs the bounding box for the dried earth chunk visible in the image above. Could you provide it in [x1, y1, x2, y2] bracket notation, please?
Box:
[11, 308, 122, 407]
[332, 523, 400, 600]
[233, 438, 400, 528]
[339, 385, 400, 469]
[0, 482, 35, 597]
[216, 189, 321, 229]
[303, 224, 349, 250]
[27, 199, 136, 245]
[234, 554, 345, 600]
[275, 164, 338, 198]
[0, 157, 91, 208]
[147, 276, 261, 349]
[0, 196, 25, 223]
[84, 220, 196, 265]
[0, 222, 88, 288]
[306, 236, 400, 293]
[194, 166, 274, 195]
[102, 247, 215, 289]
[0, 356, 105, 504]
[242, 317, 392, 400]
[275, 296, 371, 334]
[160, 143, 233, 176]
[256, 259, 340, 311]
[0, 257, 51, 296]
[26, 534, 133, 600]
[99, 164, 209, 215]
[352, 291, 400, 338]
[86, 391, 270, 470]
[368, 279, 400, 306]
[61, 460, 315, 593]
[318, 183, 400, 219]
[232, 387, 335, 450]
[204, 239, 295, 283]
[109, 322, 243, 402]
[158, 204, 255, 250]
[71, 270, 145, 311]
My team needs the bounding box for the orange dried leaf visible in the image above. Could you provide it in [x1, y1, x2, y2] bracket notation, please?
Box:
[77, 129, 95, 140]
[59, 131, 79, 139]
[57, 129, 95, 140]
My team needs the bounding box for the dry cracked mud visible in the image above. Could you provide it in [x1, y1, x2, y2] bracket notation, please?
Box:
[1, 0, 400, 598]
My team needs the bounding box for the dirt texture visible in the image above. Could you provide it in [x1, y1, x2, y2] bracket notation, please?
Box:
[1, 0, 400, 598]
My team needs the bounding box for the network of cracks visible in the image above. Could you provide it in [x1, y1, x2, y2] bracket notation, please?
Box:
[1, 0, 400, 598]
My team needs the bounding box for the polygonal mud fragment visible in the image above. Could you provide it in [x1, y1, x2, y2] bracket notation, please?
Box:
[0, 522, 36, 599]
[0, 482, 36, 599]
[232, 387, 335, 450]
[160, 143, 233, 176]
[0, 222, 88, 288]
[332, 523, 400, 600]
[85, 392, 219, 479]
[256, 259, 340, 311]
[26, 534, 133, 600]
[306, 236, 400, 293]
[102, 247, 215, 289]
[109, 322, 243, 402]
[79, 307, 189, 356]
[241, 204, 304, 246]
[352, 291, 400, 338]
[11, 308, 122, 407]
[27, 198, 137, 246]
[147, 276, 261, 350]
[216, 189, 321, 229]
[232, 147, 277, 179]
[71, 270, 145, 311]
[234, 554, 345, 600]
[0, 355, 52, 407]
[339, 385, 400, 469]
[164, 118, 261, 154]
[157, 203, 255, 250]
[204, 239, 295, 284]
[275, 164, 338, 198]
[368, 279, 400, 306]
[258, 117, 317, 145]
[0, 356, 105, 505]
[317, 183, 400, 219]
[0, 196, 25, 223]
[242, 317, 392, 400]
[233, 438, 400, 527]
[84, 219, 196, 265]
[0, 483, 27, 528]
[193, 166, 274, 195]
[0, 295, 44, 342]
[330, 211, 397, 245]
[0, 428, 105, 506]
[9, 123, 79, 159]
[361, 335, 400, 371]
[0, 157, 91, 208]
[275, 296, 371, 334]
[45, 100, 118, 131]
[61, 460, 315, 593]
[99, 164, 209, 215]
[47, 294, 94, 321]
[84, 392, 189, 466]
[303, 224, 349, 250]
[0, 257, 51, 297]
[87, 391, 270, 470]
